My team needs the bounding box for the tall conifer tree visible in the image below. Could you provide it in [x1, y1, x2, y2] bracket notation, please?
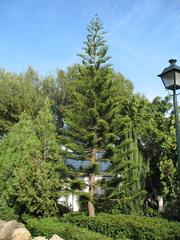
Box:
[63, 16, 118, 216]
[106, 121, 147, 214]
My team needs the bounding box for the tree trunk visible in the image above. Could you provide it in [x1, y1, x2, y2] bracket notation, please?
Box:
[88, 148, 96, 217]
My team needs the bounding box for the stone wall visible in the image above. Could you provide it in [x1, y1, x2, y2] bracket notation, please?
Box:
[0, 220, 63, 240]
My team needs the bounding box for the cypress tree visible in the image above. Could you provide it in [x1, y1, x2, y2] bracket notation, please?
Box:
[105, 117, 147, 214]
[63, 15, 118, 216]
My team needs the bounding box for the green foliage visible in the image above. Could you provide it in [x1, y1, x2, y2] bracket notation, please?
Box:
[142, 96, 177, 205]
[64, 213, 180, 240]
[85, 162, 99, 175]
[41, 68, 76, 131]
[162, 193, 180, 220]
[0, 67, 44, 136]
[77, 15, 111, 70]
[63, 15, 117, 155]
[0, 197, 18, 221]
[26, 217, 112, 240]
[104, 103, 148, 214]
[160, 158, 177, 200]
[0, 15, 178, 222]
[70, 179, 85, 191]
[62, 16, 119, 216]
[115, 94, 178, 212]
[0, 100, 68, 219]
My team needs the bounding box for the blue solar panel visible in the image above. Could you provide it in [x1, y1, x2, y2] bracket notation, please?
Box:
[65, 159, 111, 172]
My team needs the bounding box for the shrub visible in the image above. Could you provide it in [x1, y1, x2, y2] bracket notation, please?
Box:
[162, 197, 180, 220]
[63, 213, 180, 240]
[0, 197, 18, 221]
[26, 217, 112, 240]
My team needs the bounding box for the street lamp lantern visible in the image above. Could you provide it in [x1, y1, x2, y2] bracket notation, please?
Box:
[158, 59, 180, 90]
[158, 59, 180, 181]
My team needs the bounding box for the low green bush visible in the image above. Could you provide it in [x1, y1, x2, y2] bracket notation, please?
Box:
[63, 213, 180, 240]
[26, 217, 112, 240]
[0, 197, 18, 221]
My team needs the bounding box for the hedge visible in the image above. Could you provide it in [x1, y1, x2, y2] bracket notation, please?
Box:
[63, 213, 180, 240]
[26, 217, 113, 240]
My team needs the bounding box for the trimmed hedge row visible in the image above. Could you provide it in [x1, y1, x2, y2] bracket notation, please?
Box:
[26, 217, 113, 240]
[63, 213, 180, 240]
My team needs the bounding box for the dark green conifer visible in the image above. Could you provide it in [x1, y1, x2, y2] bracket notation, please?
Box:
[105, 96, 149, 215]
[63, 15, 118, 216]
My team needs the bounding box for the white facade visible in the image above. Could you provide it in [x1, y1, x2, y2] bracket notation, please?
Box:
[57, 193, 80, 212]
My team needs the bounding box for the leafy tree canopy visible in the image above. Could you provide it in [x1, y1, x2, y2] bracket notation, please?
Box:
[0, 100, 68, 218]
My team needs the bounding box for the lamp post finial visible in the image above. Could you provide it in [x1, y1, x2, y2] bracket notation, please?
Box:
[169, 59, 177, 65]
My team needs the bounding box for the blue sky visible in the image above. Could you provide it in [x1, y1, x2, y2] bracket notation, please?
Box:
[1, 0, 180, 100]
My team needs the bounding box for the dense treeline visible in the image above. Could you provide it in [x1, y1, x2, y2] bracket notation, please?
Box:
[0, 16, 179, 221]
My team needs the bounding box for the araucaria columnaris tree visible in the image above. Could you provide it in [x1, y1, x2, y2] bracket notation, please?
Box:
[63, 15, 118, 217]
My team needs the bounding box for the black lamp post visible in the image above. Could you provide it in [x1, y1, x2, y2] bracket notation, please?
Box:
[158, 59, 180, 180]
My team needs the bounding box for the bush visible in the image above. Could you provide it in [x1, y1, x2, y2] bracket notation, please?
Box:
[26, 217, 112, 240]
[63, 213, 180, 240]
[162, 197, 180, 220]
[0, 197, 18, 221]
